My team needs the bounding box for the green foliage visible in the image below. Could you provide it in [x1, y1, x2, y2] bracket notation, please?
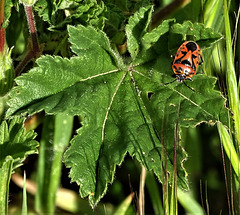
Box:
[170, 21, 223, 47]
[0, 156, 13, 214]
[1, 0, 240, 213]
[0, 117, 38, 169]
[3, 0, 14, 29]
[126, 5, 153, 60]
[34, 0, 107, 30]
[0, 48, 14, 97]
[0, 118, 38, 214]
[6, 6, 227, 207]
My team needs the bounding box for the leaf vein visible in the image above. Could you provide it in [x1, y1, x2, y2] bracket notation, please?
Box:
[101, 72, 127, 141]
[169, 86, 214, 117]
[80, 69, 120, 82]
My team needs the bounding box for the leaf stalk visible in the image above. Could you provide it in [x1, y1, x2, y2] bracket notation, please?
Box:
[15, 5, 41, 76]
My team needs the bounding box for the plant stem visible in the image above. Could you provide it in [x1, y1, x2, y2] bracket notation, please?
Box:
[138, 165, 146, 215]
[0, 0, 5, 53]
[24, 5, 40, 52]
[150, 0, 191, 30]
[15, 5, 41, 76]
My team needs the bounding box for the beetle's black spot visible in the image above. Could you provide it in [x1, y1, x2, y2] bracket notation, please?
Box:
[181, 60, 191, 66]
[186, 41, 197, 51]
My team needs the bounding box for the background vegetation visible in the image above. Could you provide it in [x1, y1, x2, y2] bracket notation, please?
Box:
[0, 0, 239, 214]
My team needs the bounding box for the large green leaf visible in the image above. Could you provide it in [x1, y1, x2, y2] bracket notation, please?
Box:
[7, 7, 227, 207]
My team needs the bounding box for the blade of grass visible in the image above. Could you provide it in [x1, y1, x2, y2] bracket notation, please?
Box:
[205, 181, 210, 215]
[145, 172, 164, 214]
[202, 0, 225, 77]
[219, 127, 231, 215]
[217, 123, 240, 177]
[0, 156, 13, 214]
[170, 109, 179, 215]
[21, 171, 27, 215]
[50, 113, 74, 209]
[223, 0, 240, 148]
[162, 172, 169, 214]
[138, 165, 146, 215]
[35, 114, 73, 213]
[35, 116, 54, 213]
[162, 159, 169, 214]
[170, 177, 177, 215]
[113, 192, 135, 215]
[161, 117, 169, 214]
[238, 3, 240, 94]
[204, 0, 223, 31]
[177, 188, 204, 214]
